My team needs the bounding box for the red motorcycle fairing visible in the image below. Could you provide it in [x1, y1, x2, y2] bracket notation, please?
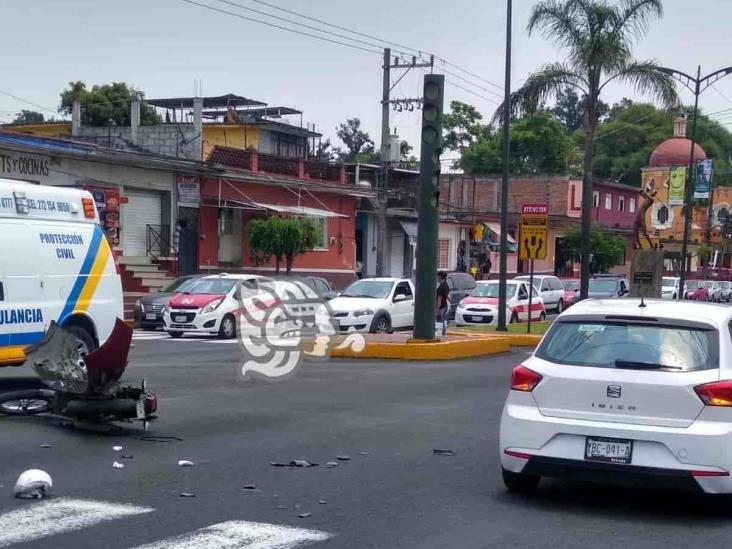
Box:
[83, 318, 132, 393]
[24, 319, 132, 395]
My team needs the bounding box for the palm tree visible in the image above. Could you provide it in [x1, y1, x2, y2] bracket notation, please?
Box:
[495, 0, 678, 298]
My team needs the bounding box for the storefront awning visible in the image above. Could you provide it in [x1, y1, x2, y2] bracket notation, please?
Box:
[484, 222, 517, 245]
[399, 221, 418, 239]
[252, 202, 347, 218]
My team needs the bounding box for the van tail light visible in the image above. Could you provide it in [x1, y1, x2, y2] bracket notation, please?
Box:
[82, 198, 96, 219]
[691, 469, 729, 477]
[510, 366, 542, 392]
[694, 380, 732, 407]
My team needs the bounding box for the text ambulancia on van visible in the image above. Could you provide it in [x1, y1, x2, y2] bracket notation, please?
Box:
[0, 179, 123, 366]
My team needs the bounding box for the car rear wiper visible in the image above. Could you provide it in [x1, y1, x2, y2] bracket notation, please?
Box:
[614, 360, 683, 371]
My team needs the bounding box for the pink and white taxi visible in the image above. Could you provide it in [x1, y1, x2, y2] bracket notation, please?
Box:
[455, 280, 546, 326]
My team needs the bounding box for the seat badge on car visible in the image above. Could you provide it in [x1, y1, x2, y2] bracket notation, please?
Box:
[607, 385, 622, 398]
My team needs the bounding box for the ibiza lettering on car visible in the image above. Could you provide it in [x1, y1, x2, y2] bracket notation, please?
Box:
[0, 308, 44, 325]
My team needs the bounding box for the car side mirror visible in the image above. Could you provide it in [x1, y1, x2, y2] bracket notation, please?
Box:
[393, 294, 407, 302]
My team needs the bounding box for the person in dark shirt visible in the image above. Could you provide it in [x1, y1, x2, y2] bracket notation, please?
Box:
[436, 271, 450, 336]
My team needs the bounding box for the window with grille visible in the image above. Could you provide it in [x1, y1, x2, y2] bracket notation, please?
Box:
[438, 239, 450, 269]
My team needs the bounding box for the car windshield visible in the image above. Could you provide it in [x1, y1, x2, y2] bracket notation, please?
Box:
[703, 281, 713, 288]
[185, 278, 237, 295]
[161, 277, 197, 293]
[662, 278, 677, 287]
[687, 280, 699, 289]
[536, 321, 719, 372]
[722, 282, 731, 289]
[340, 280, 394, 299]
[588, 279, 618, 292]
[563, 280, 579, 291]
[472, 282, 516, 298]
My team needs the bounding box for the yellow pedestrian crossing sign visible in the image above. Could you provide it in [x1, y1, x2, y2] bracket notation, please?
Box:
[520, 204, 548, 260]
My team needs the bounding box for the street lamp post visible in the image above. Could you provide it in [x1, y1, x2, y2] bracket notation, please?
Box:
[658, 65, 732, 300]
[497, 0, 513, 332]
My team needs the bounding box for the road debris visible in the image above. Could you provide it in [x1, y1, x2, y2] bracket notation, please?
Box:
[242, 484, 260, 491]
[318, 500, 328, 505]
[14, 469, 52, 499]
[121, 454, 134, 459]
[270, 460, 318, 468]
[180, 492, 195, 497]
[324, 461, 339, 468]
[40, 444, 53, 449]
[432, 449, 456, 456]
[336, 455, 351, 461]
[297, 513, 312, 519]
[112, 446, 123, 452]
[178, 460, 195, 467]
[137, 435, 183, 443]
[112, 461, 124, 469]
[359, 452, 369, 456]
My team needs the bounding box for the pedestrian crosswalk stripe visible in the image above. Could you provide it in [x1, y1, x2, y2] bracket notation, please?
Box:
[130, 520, 331, 549]
[132, 332, 239, 344]
[0, 498, 154, 547]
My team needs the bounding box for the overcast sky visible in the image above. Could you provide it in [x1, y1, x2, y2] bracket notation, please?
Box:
[2, 0, 731, 158]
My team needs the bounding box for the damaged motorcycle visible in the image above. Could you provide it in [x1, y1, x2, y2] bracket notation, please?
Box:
[0, 319, 157, 429]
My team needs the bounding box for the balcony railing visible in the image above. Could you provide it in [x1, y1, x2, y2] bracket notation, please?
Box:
[208, 146, 346, 185]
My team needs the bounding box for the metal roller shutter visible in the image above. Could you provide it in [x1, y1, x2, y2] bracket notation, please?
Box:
[121, 189, 162, 255]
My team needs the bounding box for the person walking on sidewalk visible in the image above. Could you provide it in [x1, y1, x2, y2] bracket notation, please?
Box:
[436, 271, 450, 336]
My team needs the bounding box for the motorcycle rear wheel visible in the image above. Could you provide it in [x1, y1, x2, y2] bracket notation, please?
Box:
[0, 390, 54, 416]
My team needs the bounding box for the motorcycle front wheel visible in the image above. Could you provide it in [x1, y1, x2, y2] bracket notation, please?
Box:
[0, 390, 54, 416]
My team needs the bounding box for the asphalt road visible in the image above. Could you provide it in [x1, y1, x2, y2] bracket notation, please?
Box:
[1, 334, 732, 548]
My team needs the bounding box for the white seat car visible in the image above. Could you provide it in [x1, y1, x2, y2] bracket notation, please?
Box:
[661, 276, 680, 300]
[328, 278, 415, 333]
[515, 275, 565, 313]
[455, 280, 545, 326]
[500, 299, 732, 495]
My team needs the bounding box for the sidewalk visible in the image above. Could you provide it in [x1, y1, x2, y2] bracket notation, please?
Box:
[330, 330, 541, 360]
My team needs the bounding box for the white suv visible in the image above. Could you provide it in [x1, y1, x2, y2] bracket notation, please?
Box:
[515, 275, 565, 313]
[500, 299, 732, 495]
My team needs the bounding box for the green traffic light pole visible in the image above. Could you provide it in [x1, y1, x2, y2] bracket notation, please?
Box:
[657, 65, 732, 300]
[413, 74, 445, 341]
[497, 0, 513, 332]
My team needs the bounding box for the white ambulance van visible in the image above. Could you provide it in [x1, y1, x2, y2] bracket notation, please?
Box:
[0, 179, 123, 366]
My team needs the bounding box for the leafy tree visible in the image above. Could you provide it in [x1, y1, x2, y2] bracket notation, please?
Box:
[461, 112, 580, 175]
[334, 118, 374, 162]
[315, 138, 335, 161]
[400, 140, 417, 162]
[563, 224, 626, 274]
[443, 101, 487, 154]
[497, 0, 678, 299]
[12, 110, 45, 124]
[551, 87, 608, 132]
[248, 216, 319, 274]
[59, 81, 161, 127]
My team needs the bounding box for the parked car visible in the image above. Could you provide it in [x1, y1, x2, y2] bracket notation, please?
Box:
[163, 274, 262, 339]
[298, 276, 338, 301]
[703, 280, 722, 303]
[561, 279, 580, 309]
[444, 272, 477, 319]
[515, 275, 565, 313]
[135, 275, 201, 330]
[328, 278, 415, 333]
[588, 276, 630, 299]
[500, 299, 732, 495]
[661, 276, 680, 300]
[720, 281, 732, 302]
[455, 280, 546, 326]
[684, 279, 709, 301]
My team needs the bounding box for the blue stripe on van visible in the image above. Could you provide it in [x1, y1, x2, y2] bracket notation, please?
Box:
[58, 225, 104, 324]
[8, 331, 46, 346]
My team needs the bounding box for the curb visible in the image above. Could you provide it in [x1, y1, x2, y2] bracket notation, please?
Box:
[330, 332, 541, 361]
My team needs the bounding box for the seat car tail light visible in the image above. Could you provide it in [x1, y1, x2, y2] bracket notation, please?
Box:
[510, 365, 542, 392]
[695, 380, 732, 407]
[82, 198, 96, 219]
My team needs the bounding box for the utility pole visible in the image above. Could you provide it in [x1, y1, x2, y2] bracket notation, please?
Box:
[413, 74, 445, 341]
[375, 48, 434, 276]
[497, 0, 513, 332]
[658, 64, 732, 299]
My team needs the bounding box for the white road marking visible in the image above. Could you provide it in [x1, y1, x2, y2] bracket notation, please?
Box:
[0, 498, 154, 547]
[131, 520, 331, 549]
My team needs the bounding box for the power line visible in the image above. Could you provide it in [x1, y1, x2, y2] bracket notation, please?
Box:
[0, 90, 57, 115]
[711, 84, 732, 107]
[417, 67, 499, 106]
[177, 0, 382, 55]
[241, 0, 503, 92]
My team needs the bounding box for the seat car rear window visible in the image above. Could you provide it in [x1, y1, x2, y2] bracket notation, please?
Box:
[536, 321, 719, 372]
